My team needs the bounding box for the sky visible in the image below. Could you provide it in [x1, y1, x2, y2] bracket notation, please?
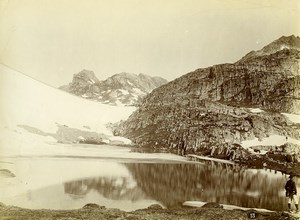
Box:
[0, 0, 299, 87]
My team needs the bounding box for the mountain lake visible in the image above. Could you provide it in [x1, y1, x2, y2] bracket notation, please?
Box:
[0, 144, 296, 212]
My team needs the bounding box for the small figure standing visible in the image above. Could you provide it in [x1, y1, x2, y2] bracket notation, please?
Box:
[285, 175, 299, 213]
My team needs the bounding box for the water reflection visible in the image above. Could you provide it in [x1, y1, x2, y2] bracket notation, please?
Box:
[64, 176, 149, 202]
[64, 161, 288, 211]
[125, 162, 287, 210]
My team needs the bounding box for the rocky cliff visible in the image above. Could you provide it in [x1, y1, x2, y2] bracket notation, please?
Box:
[60, 70, 167, 106]
[116, 36, 300, 163]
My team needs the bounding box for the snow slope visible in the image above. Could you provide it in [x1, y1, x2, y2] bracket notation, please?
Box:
[0, 64, 136, 156]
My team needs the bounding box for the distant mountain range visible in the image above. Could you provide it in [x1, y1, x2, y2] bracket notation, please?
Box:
[116, 35, 300, 166]
[59, 71, 167, 106]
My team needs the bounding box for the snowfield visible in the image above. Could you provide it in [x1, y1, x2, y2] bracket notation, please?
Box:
[0, 64, 136, 156]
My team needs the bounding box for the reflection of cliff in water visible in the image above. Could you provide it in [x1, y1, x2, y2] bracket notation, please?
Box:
[125, 162, 287, 211]
[64, 176, 149, 201]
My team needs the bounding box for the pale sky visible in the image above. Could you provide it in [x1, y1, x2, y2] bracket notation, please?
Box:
[0, 0, 299, 87]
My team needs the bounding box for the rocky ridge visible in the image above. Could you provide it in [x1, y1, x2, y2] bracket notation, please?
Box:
[239, 35, 300, 63]
[60, 70, 167, 106]
[116, 36, 300, 165]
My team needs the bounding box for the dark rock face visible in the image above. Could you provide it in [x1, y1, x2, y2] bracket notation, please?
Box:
[0, 169, 16, 178]
[139, 49, 300, 114]
[116, 36, 300, 161]
[82, 203, 102, 209]
[64, 69, 101, 97]
[60, 70, 167, 106]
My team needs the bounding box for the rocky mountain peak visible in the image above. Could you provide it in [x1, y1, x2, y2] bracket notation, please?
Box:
[275, 35, 300, 47]
[260, 35, 300, 53]
[60, 70, 167, 106]
[238, 35, 300, 63]
[101, 72, 168, 94]
[72, 69, 100, 85]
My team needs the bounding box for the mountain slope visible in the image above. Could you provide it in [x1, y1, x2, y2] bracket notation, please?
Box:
[60, 71, 167, 106]
[116, 36, 300, 163]
[0, 64, 135, 156]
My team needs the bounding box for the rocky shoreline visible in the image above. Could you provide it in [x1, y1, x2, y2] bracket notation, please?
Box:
[193, 152, 300, 176]
[131, 146, 300, 177]
[240, 155, 300, 176]
[0, 202, 298, 220]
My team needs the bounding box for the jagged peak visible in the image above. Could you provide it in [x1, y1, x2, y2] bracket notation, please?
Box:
[75, 69, 96, 78]
[109, 72, 167, 83]
[262, 35, 300, 51]
[277, 35, 299, 43]
[72, 69, 100, 84]
[238, 35, 300, 63]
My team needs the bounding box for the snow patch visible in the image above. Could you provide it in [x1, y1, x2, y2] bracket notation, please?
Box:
[109, 136, 132, 145]
[183, 201, 273, 213]
[241, 134, 300, 149]
[248, 108, 264, 113]
[132, 88, 146, 95]
[187, 154, 234, 165]
[118, 89, 129, 95]
[282, 113, 300, 123]
[102, 139, 110, 144]
[280, 45, 290, 50]
[89, 78, 95, 84]
[127, 80, 133, 86]
[115, 100, 124, 106]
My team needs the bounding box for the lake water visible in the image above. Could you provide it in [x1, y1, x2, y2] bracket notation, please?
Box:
[0, 144, 293, 211]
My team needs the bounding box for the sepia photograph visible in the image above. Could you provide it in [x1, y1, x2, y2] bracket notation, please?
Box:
[0, 0, 300, 219]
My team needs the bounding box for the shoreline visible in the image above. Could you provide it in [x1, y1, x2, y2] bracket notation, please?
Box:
[0, 202, 298, 220]
[131, 146, 300, 176]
